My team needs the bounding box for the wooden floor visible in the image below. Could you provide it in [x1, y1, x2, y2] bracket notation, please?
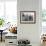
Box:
[0, 41, 46, 46]
[0, 41, 5, 46]
[41, 42, 46, 46]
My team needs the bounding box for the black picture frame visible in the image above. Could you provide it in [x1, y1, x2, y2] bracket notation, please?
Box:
[20, 11, 36, 24]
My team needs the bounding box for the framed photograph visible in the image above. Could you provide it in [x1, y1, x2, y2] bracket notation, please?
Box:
[20, 11, 36, 24]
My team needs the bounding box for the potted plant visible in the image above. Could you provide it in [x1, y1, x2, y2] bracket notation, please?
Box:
[0, 18, 5, 27]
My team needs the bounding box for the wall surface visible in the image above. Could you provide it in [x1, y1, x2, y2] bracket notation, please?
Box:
[17, 0, 42, 46]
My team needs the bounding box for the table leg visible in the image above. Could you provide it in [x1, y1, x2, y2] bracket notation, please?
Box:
[1, 32, 2, 42]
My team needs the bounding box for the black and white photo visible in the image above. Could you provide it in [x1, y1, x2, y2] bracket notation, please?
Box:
[20, 11, 36, 24]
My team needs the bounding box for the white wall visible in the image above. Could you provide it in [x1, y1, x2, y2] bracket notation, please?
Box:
[17, 0, 42, 46]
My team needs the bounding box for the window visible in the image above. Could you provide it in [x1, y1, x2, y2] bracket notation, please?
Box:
[42, 0, 46, 26]
[0, 0, 17, 27]
[42, 0, 46, 33]
[0, 1, 4, 18]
